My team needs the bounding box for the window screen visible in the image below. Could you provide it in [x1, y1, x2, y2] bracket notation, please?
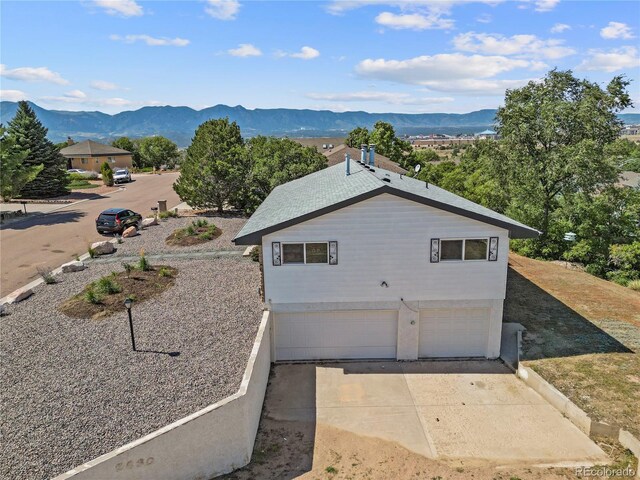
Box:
[282, 243, 304, 264]
[440, 240, 463, 260]
[306, 243, 328, 264]
[465, 239, 488, 260]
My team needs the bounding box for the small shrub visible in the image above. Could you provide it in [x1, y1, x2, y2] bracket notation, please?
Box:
[158, 267, 172, 278]
[185, 224, 196, 236]
[37, 266, 56, 284]
[122, 262, 133, 278]
[199, 232, 213, 241]
[325, 466, 338, 474]
[116, 235, 123, 244]
[84, 288, 103, 304]
[193, 219, 208, 228]
[158, 210, 179, 219]
[250, 246, 261, 262]
[94, 276, 122, 295]
[628, 280, 640, 291]
[101, 162, 114, 186]
[88, 246, 97, 258]
[138, 250, 150, 271]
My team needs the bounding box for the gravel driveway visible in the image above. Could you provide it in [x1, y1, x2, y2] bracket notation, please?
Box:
[0, 255, 263, 480]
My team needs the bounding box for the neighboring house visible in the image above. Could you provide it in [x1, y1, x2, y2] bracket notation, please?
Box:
[234, 153, 539, 362]
[60, 140, 133, 172]
[324, 144, 407, 174]
[617, 171, 640, 189]
[475, 129, 498, 139]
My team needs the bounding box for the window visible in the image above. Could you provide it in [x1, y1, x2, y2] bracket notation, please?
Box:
[281, 242, 329, 265]
[439, 238, 488, 261]
[108, 156, 116, 163]
[81, 158, 87, 165]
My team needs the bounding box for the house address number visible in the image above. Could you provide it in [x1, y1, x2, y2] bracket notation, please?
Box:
[115, 457, 154, 471]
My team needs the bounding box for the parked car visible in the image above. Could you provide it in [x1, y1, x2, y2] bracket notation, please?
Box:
[67, 169, 99, 179]
[113, 169, 132, 184]
[96, 208, 142, 234]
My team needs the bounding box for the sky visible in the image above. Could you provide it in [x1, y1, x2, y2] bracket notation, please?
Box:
[1, 0, 639, 114]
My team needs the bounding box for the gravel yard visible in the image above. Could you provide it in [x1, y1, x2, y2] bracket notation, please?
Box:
[114, 215, 248, 256]
[0, 255, 263, 480]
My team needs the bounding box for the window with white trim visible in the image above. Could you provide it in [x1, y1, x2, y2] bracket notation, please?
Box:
[440, 238, 488, 261]
[282, 242, 328, 265]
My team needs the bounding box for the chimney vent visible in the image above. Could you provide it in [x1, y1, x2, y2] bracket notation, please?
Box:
[345, 153, 351, 176]
[360, 144, 367, 164]
[368, 144, 376, 167]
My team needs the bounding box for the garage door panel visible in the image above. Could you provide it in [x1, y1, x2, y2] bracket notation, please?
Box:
[275, 310, 398, 361]
[419, 308, 490, 358]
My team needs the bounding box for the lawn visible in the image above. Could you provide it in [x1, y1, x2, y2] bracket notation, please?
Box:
[67, 179, 99, 190]
[504, 252, 640, 438]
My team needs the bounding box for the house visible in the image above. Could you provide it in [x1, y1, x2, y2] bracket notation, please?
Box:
[475, 129, 498, 139]
[60, 140, 133, 172]
[233, 152, 539, 362]
[324, 144, 407, 174]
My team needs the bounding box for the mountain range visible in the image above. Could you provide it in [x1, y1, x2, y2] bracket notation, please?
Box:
[1, 101, 639, 147]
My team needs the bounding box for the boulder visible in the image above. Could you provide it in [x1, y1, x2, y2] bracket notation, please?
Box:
[5, 287, 33, 304]
[141, 217, 158, 228]
[91, 241, 115, 255]
[122, 226, 138, 238]
[61, 261, 86, 273]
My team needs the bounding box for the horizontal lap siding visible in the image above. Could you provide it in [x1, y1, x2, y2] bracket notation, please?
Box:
[263, 193, 509, 304]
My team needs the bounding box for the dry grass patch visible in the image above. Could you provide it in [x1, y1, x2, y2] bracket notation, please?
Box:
[59, 263, 177, 320]
[165, 219, 221, 246]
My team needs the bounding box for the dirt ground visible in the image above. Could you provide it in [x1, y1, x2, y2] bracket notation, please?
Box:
[505, 253, 640, 438]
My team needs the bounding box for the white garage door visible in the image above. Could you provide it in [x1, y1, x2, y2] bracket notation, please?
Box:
[275, 310, 398, 361]
[419, 307, 491, 358]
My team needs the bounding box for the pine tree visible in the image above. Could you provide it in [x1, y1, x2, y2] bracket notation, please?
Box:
[7, 101, 69, 198]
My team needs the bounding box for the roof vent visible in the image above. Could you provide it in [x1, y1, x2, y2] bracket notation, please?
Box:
[382, 177, 391, 183]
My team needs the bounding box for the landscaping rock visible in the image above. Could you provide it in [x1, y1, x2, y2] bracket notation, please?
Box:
[5, 288, 33, 304]
[141, 217, 158, 228]
[61, 261, 86, 273]
[122, 226, 138, 238]
[91, 241, 115, 255]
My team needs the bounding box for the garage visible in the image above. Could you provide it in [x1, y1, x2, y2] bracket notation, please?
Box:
[419, 307, 491, 358]
[274, 310, 398, 361]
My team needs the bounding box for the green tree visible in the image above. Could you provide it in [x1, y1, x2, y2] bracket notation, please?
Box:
[345, 127, 370, 148]
[101, 161, 114, 186]
[0, 126, 43, 201]
[369, 121, 414, 167]
[173, 118, 246, 213]
[414, 148, 440, 165]
[138, 136, 179, 169]
[495, 70, 632, 254]
[6, 101, 68, 198]
[243, 136, 327, 212]
[112, 137, 142, 168]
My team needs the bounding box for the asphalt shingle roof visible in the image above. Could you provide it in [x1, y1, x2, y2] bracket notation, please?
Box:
[324, 145, 407, 174]
[233, 161, 539, 244]
[60, 140, 131, 157]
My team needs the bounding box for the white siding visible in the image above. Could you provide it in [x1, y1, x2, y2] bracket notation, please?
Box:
[262, 193, 509, 305]
[274, 310, 398, 361]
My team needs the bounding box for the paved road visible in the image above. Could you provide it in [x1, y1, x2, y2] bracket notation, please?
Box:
[0, 173, 181, 297]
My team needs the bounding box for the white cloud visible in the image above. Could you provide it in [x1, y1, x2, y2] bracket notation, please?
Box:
[600, 21, 635, 40]
[420, 78, 535, 95]
[577, 46, 640, 72]
[305, 91, 454, 105]
[65, 90, 87, 99]
[292, 46, 320, 60]
[0, 89, 28, 102]
[356, 53, 530, 86]
[550, 23, 570, 33]
[375, 12, 453, 30]
[38, 93, 161, 110]
[205, 0, 240, 20]
[110, 34, 190, 47]
[93, 0, 143, 17]
[533, 0, 559, 12]
[227, 43, 262, 57]
[453, 32, 575, 59]
[90, 80, 119, 91]
[0, 64, 69, 85]
[476, 13, 492, 23]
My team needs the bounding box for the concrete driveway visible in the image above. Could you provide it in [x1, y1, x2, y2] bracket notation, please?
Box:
[267, 361, 608, 467]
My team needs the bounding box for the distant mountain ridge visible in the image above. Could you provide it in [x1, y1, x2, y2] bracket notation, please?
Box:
[1, 101, 639, 147]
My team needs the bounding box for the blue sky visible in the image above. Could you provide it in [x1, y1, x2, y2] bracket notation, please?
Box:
[1, 0, 639, 114]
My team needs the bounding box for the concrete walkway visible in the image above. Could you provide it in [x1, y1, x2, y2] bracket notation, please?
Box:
[267, 361, 609, 467]
[87, 249, 243, 264]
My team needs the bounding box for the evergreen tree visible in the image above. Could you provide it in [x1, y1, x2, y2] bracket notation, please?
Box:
[7, 101, 68, 198]
[0, 126, 44, 201]
[101, 161, 114, 186]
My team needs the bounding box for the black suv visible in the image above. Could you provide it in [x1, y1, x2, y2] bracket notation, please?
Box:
[96, 208, 142, 234]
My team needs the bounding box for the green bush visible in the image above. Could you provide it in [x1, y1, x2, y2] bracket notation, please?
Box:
[122, 262, 133, 277]
[138, 252, 150, 271]
[101, 162, 114, 186]
[94, 275, 122, 295]
[37, 266, 56, 284]
[250, 246, 261, 262]
[84, 288, 103, 304]
[628, 280, 640, 291]
[158, 210, 178, 219]
[158, 266, 172, 277]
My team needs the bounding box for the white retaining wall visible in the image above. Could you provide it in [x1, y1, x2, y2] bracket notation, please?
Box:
[55, 310, 272, 480]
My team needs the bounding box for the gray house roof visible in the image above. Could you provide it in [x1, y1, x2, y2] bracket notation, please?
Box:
[60, 140, 130, 158]
[233, 161, 539, 245]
